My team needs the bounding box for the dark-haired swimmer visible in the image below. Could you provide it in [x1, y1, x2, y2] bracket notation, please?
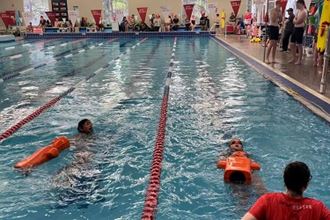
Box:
[219, 138, 247, 160]
[77, 119, 93, 135]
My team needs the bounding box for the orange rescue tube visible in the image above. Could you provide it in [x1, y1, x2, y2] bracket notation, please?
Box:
[15, 136, 70, 169]
[217, 151, 260, 184]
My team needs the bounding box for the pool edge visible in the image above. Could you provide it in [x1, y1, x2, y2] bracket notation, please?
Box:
[211, 35, 330, 123]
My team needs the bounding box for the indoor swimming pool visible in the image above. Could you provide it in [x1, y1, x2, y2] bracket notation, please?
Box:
[0, 37, 329, 219]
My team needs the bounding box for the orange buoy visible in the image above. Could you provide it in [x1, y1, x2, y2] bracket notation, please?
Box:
[217, 151, 260, 184]
[15, 136, 70, 169]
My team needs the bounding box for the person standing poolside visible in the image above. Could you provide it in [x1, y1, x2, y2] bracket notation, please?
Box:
[281, 8, 295, 52]
[242, 161, 330, 220]
[289, 0, 307, 65]
[265, 0, 282, 64]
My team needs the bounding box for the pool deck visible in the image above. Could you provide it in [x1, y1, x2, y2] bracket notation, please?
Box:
[214, 34, 330, 122]
[216, 34, 330, 98]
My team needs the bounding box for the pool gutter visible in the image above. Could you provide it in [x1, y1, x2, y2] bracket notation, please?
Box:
[211, 35, 330, 123]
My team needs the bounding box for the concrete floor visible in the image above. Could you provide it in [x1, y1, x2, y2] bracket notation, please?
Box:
[216, 34, 330, 98]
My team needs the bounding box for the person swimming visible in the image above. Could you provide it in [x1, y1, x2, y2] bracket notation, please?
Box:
[77, 119, 93, 135]
[219, 138, 247, 160]
[52, 119, 101, 206]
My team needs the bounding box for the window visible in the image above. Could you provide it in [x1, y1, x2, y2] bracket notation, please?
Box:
[103, 0, 128, 24]
[24, 0, 49, 25]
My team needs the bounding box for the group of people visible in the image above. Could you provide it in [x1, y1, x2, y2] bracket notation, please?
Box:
[223, 138, 329, 219]
[265, 0, 307, 65]
[119, 13, 210, 32]
[26, 15, 104, 33]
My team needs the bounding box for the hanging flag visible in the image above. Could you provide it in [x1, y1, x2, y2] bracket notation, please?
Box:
[230, 0, 241, 17]
[137, 7, 148, 23]
[45, 11, 56, 26]
[281, 0, 288, 14]
[0, 12, 15, 28]
[68, 10, 79, 26]
[183, 4, 194, 20]
[91, 9, 102, 25]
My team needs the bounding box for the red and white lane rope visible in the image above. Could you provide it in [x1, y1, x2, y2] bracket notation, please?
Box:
[142, 37, 177, 220]
[0, 38, 148, 143]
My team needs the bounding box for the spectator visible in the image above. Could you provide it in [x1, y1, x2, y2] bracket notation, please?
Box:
[39, 16, 46, 27]
[191, 16, 196, 31]
[66, 20, 73, 32]
[80, 17, 88, 27]
[200, 13, 208, 31]
[26, 22, 33, 32]
[150, 14, 155, 29]
[128, 14, 136, 31]
[281, 8, 295, 52]
[164, 15, 172, 32]
[265, 0, 282, 64]
[244, 9, 252, 26]
[153, 14, 161, 31]
[229, 12, 236, 23]
[46, 20, 52, 27]
[289, 0, 307, 65]
[185, 17, 191, 31]
[172, 15, 179, 31]
[54, 18, 60, 27]
[140, 22, 150, 31]
[242, 161, 330, 220]
[119, 16, 128, 32]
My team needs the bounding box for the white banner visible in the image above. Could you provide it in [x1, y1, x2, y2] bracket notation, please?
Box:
[208, 3, 217, 20]
[22, 11, 34, 26]
[68, 10, 79, 26]
[160, 6, 171, 18]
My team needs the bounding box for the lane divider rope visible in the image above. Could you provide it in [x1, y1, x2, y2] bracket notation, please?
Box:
[0, 38, 148, 143]
[0, 38, 117, 83]
[141, 37, 177, 220]
[0, 38, 74, 61]
[2, 38, 90, 77]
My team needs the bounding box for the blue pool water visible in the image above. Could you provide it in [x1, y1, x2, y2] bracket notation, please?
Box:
[0, 37, 329, 219]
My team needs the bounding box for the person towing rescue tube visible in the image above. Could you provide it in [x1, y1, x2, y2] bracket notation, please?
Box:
[217, 138, 261, 184]
[14, 119, 93, 169]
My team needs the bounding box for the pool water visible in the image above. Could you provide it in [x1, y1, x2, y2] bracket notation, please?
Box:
[0, 37, 329, 220]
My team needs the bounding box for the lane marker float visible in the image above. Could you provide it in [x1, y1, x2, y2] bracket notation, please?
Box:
[141, 37, 176, 220]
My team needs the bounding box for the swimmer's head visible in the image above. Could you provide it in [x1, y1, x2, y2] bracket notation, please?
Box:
[229, 138, 243, 151]
[77, 119, 93, 134]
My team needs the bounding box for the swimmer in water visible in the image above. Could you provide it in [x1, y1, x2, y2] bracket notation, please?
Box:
[77, 119, 93, 135]
[53, 119, 98, 190]
[219, 138, 247, 160]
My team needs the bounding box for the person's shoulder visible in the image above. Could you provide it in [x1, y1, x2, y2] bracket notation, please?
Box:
[303, 197, 327, 206]
[260, 192, 284, 201]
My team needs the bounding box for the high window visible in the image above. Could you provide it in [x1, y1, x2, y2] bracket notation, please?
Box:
[103, 0, 128, 24]
[23, 0, 49, 25]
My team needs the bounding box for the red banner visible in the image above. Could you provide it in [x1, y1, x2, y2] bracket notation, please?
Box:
[281, 0, 288, 15]
[183, 4, 194, 20]
[0, 11, 15, 28]
[137, 7, 148, 23]
[45, 11, 56, 26]
[230, 0, 241, 17]
[91, 9, 102, 25]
